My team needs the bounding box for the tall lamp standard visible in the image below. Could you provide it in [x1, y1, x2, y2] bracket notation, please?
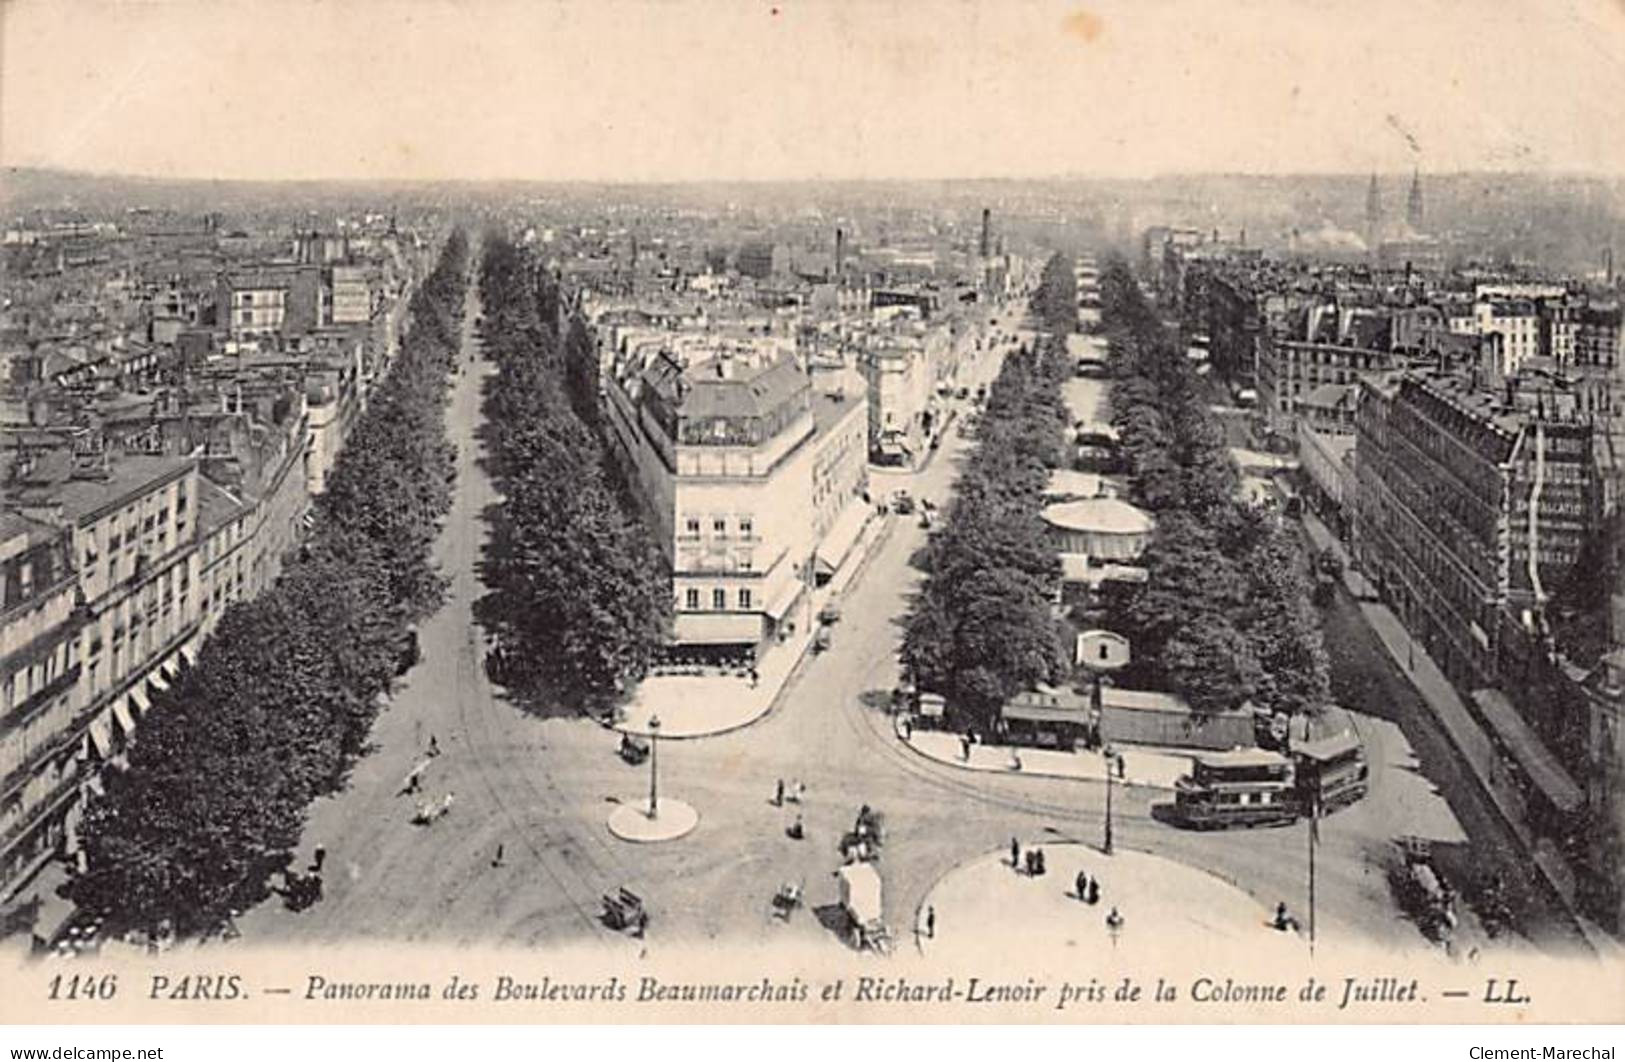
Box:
[1076, 629, 1130, 857]
[647, 715, 661, 819]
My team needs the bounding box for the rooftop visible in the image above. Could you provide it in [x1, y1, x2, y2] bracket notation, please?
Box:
[678, 353, 808, 422]
[45, 454, 195, 524]
[1041, 497, 1155, 536]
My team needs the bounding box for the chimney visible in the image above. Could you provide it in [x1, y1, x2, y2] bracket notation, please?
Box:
[835, 228, 845, 277]
[979, 209, 991, 259]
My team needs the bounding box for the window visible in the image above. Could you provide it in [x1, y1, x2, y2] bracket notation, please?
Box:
[738, 588, 753, 610]
[685, 588, 700, 610]
[712, 588, 727, 610]
[739, 517, 753, 537]
[713, 518, 728, 536]
[685, 517, 700, 537]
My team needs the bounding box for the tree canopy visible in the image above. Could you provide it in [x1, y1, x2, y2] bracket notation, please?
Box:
[66, 231, 473, 938]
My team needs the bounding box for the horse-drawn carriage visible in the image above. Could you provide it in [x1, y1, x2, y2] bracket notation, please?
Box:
[619, 733, 650, 765]
[602, 887, 649, 935]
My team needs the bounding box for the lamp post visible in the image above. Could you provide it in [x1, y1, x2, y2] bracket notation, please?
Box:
[647, 715, 661, 819]
[1103, 743, 1116, 856]
[1076, 629, 1130, 858]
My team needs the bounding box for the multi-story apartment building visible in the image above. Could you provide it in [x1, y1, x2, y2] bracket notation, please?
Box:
[862, 333, 937, 466]
[0, 449, 203, 901]
[216, 266, 321, 342]
[604, 346, 868, 660]
[1475, 298, 1541, 374]
[329, 266, 373, 326]
[0, 514, 84, 893]
[1261, 338, 1394, 427]
[1354, 369, 1597, 692]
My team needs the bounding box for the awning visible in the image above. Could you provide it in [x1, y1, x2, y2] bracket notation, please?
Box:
[1470, 689, 1584, 814]
[764, 579, 804, 622]
[147, 671, 170, 693]
[112, 695, 138, 737]
[919, 693, 946, 719]
[1004, 701, 1093, 726]
[814, 503, 869, 575]
[88, 713, 114, 759]
[180, 643, 199, 667]
[129, 684, 151, 717]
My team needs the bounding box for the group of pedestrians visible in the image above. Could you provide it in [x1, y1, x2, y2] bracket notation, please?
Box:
[1011, 837, 1050, 875]
[1074, 870, 1102, 905]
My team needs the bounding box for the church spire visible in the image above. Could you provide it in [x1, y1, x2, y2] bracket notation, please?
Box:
[1406, 168, 1424, 232]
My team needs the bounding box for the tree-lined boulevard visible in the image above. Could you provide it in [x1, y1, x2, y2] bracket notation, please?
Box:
[52, 240, 1583, 959]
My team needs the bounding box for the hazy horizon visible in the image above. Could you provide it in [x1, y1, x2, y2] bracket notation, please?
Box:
[5, 0, 1625, 184]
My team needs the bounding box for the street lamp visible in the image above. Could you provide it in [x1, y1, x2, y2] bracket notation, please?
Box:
[1076, 630, 1130, 857]
[647, 715, 661, 819]
[1103, 745, 1116, 855]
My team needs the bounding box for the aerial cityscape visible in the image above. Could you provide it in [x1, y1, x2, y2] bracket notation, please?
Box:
[2, 168, 1621, 967]
[1, 1, 1623, 991]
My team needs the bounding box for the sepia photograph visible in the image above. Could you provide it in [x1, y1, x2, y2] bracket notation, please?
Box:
[0, 0, 1623, 1040]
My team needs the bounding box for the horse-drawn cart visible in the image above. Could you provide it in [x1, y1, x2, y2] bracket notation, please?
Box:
[602, 887, 649, 935]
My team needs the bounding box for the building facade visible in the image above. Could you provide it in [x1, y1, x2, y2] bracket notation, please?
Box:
[604, 348, 869, 660]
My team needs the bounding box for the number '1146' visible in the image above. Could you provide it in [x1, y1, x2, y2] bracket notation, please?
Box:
[48, 973, 118, 1000]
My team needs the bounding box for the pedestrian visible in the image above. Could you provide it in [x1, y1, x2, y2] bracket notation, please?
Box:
[1023, 850, 1035, 876]
[492, 844, 506, 868]
[312, 845, 327, 872]
[749, 668, 760, 689]
[1010, 837, 1021, 869]
[774, 779, 784, 807]
[788, 813, 804, 840]
[794, 780, 806, 804]
[1086, 878, 1100, 905]
[1034, 848, 1046, 876]
[1010, 749, 1023, 772]
[1273, 902, 1290, 931]
[1105, 907, 1123, 931]
[428, 734, 441, 758]
[926, 906, 936, 940]
[900, 715, 912, 740]
[960, 736, 972, 761]
[1076, 871, 1089, 901]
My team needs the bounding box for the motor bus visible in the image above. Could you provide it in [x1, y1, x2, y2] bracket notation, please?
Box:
[1291, 731, 1369, 814]
[1165, 749, 1300, 829]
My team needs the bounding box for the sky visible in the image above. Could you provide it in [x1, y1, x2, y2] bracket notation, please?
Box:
[3, 0, 1624, 183]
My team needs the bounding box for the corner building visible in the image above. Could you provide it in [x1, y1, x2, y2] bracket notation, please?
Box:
[605, 347, 869, 662]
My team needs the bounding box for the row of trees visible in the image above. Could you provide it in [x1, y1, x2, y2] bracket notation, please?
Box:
[899, 255, 1075, 732]
[1097, 258, 1330, 718]
[66, 231, 473, 937]
[475, 235, 670, 713]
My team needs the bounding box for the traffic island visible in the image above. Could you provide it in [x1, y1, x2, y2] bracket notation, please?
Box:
[913, 843, 1300, 962]
[607, 798, 699, 843]
[896, 719, 1188, 790]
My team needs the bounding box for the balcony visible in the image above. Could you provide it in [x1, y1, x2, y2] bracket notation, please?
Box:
[0, 769, 79, 860]
[0, 664, 82, 747]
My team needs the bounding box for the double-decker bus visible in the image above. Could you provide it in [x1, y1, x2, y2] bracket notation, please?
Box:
[1166, 749, 1300, 829]
[1290, 731, 1369, 814]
